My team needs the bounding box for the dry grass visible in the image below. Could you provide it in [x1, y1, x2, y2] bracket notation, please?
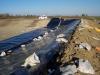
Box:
[0, 18, 49, 41]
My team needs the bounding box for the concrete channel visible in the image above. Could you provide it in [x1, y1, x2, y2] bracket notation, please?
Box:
[0, 18, 80, 75]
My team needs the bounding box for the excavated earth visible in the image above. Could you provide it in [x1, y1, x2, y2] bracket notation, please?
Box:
[59, 19, 100, 75]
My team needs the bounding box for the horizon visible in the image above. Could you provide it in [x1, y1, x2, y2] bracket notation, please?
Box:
[0, 0, 100, 16]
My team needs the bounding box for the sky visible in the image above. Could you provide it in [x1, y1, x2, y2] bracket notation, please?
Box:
[0, 0, 100, 16]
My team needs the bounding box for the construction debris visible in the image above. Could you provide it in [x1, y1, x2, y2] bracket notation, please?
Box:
[56, 38, 68, 43]
[60, 58, 95, 75]
[80, 19, 93, 29]
[56, 34, 68, 43]
[96, 47, 100, 52]
[92, 36, 100, 40]
[79, 42, 91, 51]
[78, 59, 95, 74]
[22, 52, 40, 67]
[95, 27, 100, 32]
[59, 19, 100, 75]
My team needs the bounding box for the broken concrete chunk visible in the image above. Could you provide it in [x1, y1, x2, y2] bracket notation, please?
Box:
[22, 52, 40, 67]
[79, 43, 91, 51]
[78, 59, 95, 74]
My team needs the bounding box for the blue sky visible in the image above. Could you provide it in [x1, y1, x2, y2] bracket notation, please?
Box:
[0, 0, 100, 16]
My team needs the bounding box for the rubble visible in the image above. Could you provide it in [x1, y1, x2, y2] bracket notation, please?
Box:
[37, 36, 43, 40]
[91, 37, 100, 40]
[96, 47, 100, 52]
[78, 59, 95, 74]
[33, 38, 38, 41]
[60, 58, 95, 75]
[59, 19, 100, 75]
[95, 27, 100, 32]
[79, 42, 91, 51]
[56, 38, 68, 43]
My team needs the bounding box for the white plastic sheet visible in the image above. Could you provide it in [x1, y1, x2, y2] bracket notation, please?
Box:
[78, 59, 95, 74]
[57, 34, 65, 38]
[60, 65, 77, 75]
[0, 51, 6, 57]
[22, 52, 40, 67]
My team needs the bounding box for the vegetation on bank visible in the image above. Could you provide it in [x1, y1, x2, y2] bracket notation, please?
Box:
[0, 13, 100, 20]
[0, 14, 38, 19]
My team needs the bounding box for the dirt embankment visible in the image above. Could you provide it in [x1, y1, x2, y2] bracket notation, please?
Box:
[0, 18, 49, 41]
[60, 19, 100, 75]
